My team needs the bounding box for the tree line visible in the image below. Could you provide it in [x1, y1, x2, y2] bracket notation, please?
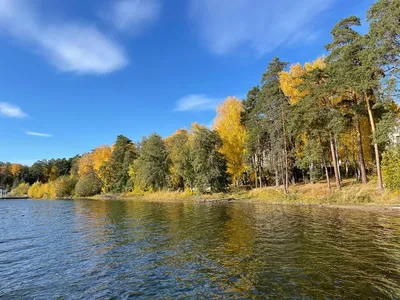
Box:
[1, 0, 400, 198]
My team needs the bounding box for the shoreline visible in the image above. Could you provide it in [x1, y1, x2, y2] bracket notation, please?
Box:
[7, 194, 400, 216]
[82, 196, 400, 217]
[9, 180, 400, 216]
[82, 183, 400, 216]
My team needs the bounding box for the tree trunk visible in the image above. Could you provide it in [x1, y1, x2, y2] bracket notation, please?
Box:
[355, 118, 368, 184]
[253, 154, 257, 188]
[275, 167, 279, 187]
[309, 163, 314, 184]
[364, 92, 384, 190]
[334, 135, 342, 182]
[329, 132, 341, 190]
[351, 129, 360, 181]
[324, 161, 331, 191]
[345, 146, 349, 178]
[282, 110, 289, 194]
[319, 135, 331, 191]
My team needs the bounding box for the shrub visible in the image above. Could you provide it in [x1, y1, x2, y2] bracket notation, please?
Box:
[42, 181, 57, 199]
[75, 172, 103, 197]
[10, 182, 30, 196]
[28, 182, 44, 199]
[55, 176, 77, 198]
[382, 146, 400, 191]
[27, 181, 58, 199]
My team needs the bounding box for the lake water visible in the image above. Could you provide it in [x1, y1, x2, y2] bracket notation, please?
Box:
[1, 200, 400, 299]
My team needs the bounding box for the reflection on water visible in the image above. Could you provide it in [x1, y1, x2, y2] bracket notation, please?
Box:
[1, 200, 400, 298]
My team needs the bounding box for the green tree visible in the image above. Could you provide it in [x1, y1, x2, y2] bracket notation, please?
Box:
[367, 0, 400, 93]
[75, 172, 103, 197]
[132, 133, 170, 191]
[191, 124, 228, 193]
[165, 129, 195, 190]
[242, 86, 269, 187]
[101, 135, 138, 193]
[55, 176, 77, 198]
[326, 16, 386, 189]
[259, 57, 291, 193]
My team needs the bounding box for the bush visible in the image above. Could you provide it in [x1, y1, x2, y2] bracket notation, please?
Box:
[42, 181, 57, 199]
[55, 176, 77, 198]
[27, 181, 58, 199]
[382, 146, 400, 191]
[10, 182, 30, 196]
[28, 182, 44, 199]
[75, 173, 103, 197]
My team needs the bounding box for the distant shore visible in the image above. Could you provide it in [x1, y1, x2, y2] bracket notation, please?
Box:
[0, 195, 29, 200]
[9, 179, 400, 216]
[79, 179, 400, 212]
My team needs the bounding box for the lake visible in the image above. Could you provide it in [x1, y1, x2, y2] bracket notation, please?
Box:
[1, 199, 400, 299]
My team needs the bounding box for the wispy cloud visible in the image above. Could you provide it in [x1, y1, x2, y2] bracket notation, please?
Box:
[101, 0, 162, 33]
[0, 102, 27, 118]
[26, 131, 53, 138]
[174, 94, 223, 112]
[189, 0, 336, 55]
[0, 0, 128, 75]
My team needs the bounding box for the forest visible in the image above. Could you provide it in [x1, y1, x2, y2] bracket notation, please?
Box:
[1, 0, 400, 199]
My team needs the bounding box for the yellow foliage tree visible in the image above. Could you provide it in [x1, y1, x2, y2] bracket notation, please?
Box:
[28, 182, 44, 199]
[77, 153, 94, 178]
[279, 57, 326, 104]
[280, 57, 328, 165]
[213, 97, 246, 185]
[77, 146, 112, 191]
[10, 163, 23, 177]
[91, 145, 112, 175]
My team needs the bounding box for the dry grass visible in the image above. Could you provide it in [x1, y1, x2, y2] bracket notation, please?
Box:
[124, 189, 195, 201]
[91, 179, 400, 206]
[241, 179, 400, 205]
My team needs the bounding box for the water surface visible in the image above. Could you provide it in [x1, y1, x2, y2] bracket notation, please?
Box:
[1, 199, 400, 299]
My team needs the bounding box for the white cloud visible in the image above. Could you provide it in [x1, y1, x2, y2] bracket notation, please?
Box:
[0, 102, 27, 118]
[189, 0, 336, 55]
[26, 131, 53, 138]
[0, 0, 128, 74]
[174, 94, 223, 112]
[102, 0, 161, 33]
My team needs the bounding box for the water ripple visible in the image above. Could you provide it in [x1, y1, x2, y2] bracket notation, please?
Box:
[0, 200, 400, 299]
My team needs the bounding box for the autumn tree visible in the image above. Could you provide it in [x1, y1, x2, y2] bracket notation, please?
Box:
[10, 163, 23, 178]
[78, 153, 94, 178]
[213, 97, 246, 185]
[91, 145, 112, 175]
[280, 57, 339, 190]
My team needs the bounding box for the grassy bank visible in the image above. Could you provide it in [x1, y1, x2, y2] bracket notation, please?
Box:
[89, 179, 400, 206]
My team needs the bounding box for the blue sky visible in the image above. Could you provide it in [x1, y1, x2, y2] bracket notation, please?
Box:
[0, 0, 374, 165]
